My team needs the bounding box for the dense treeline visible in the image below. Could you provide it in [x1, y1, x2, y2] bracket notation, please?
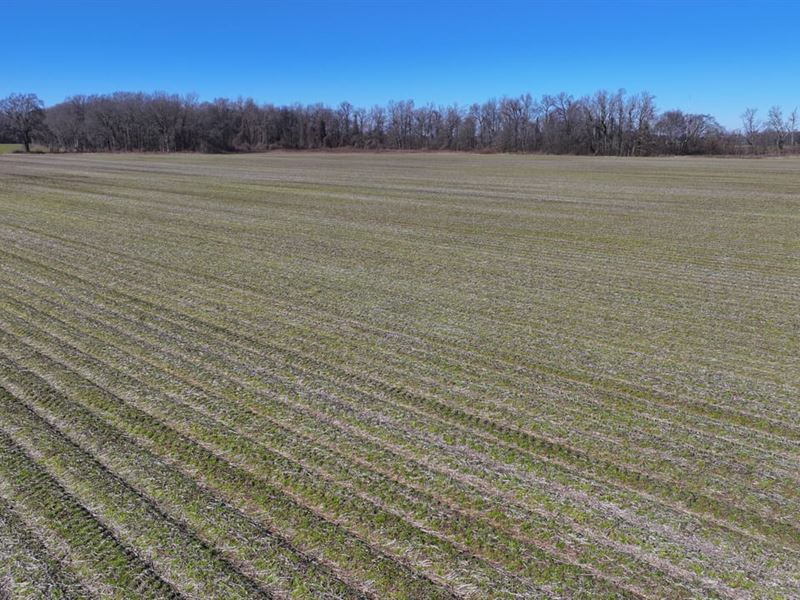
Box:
[1, 90, 798, 155]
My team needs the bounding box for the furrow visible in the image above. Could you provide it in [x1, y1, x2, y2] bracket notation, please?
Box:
[0, 381, 269, 600]
[0, 329, 457, 598]
[0, 429, 180, 600]
[0, 276, 766, 597]
[0, 495, 91, 600]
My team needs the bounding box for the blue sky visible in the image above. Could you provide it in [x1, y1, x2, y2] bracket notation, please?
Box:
[2, 0, 798, 130]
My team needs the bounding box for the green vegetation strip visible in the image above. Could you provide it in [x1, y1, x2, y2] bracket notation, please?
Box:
[0, 382, 269, 600]
[0, 495, 90, 600]
[0, 429, 179, 599]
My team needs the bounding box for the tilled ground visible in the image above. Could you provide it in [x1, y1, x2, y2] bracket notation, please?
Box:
[0, 152, 798, 599]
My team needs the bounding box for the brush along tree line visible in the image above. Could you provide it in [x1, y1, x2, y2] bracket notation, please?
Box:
[1, 90, 798, 155]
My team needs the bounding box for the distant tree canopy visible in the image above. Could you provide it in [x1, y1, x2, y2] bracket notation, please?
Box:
[1, 90, 797, 155]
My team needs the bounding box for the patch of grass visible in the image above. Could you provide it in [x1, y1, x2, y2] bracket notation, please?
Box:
[0, 143, 48, 154]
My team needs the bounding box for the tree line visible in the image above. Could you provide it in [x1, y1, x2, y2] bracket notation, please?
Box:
[1, 90, 798, 155]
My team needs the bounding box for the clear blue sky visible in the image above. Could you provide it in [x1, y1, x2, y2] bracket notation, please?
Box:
[2, 0, 799, 130]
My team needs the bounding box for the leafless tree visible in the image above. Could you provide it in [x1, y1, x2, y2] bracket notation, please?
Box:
[0, 93, 46, 151]
[741, 108, 760, 149]
[478, 99, 500, 149]
[45, 95, 87, 151]
[367, 105, 386, 148]
[25, 87, 785, 156]
[589, 90, 611, 155]
[767, 106, 786, 151]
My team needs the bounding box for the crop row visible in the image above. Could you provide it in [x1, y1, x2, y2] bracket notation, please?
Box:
[0, 258, 792, 596]
[3, 239, 796, 528]
[1, 268, 796, 555]
[0, 270, 780, 596]
[2, 153, 798, 599]
[0, 310, 589, 598]
[0, 494, 89, 599]
[0, 425, 179, 599]
[2, 222, 796, 434]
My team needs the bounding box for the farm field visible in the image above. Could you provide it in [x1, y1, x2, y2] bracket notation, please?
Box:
[0, 151, 798, 599]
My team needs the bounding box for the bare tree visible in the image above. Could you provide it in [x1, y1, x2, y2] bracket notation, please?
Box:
[478, 99, 500, 149]
[590, 90, 611, 155]
[611, 89, 626, 155]
[767, 106, 786, 151]
[0, 93, 46, 152]
[149, 92, 182, 151]
[458, 105, 479, 151]
[33, 87, 775, 156]
[741, 108, 760, 149]
[788, 108, 798, 148]
[352, 107, 366, 147]
[337, 101, 353, 146]
[367, 105, 386, 148]
[499, 96, 526, 151]
[45, 95, 87, 151]
[634, 92, 657, 155]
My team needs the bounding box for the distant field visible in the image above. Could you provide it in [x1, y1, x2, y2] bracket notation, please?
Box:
[0, 152, 798, 599]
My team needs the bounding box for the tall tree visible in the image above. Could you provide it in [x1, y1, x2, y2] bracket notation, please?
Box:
[32, 87, 786, 156]
[788, 108, 798, 148]
[0, 93, 46, 152]
[741, 108, 760, 149]
[767, 106, 786, 151]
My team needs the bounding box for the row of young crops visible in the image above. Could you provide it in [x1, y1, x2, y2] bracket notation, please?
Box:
[0, 153, 798, 598]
